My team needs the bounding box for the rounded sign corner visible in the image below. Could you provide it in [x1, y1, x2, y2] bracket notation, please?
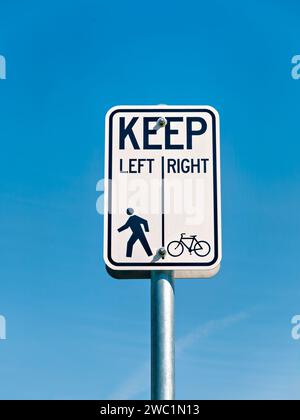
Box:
[103, 249, 118, 272]
[208, 261, 222, 277]
[203, 105, 220, 117]
[105, 105, 123, 122]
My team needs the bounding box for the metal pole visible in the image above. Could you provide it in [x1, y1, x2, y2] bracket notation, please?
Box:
[151, 270, 175, 400]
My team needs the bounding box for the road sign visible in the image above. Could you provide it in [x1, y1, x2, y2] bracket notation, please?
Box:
[104, 105, 222, 278]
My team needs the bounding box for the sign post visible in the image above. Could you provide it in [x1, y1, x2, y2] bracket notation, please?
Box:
[151, 271, 175, 400]
[104, 105, 222, 400]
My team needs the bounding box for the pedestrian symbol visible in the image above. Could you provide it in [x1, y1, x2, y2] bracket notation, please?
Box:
[118, 209, 153, 258]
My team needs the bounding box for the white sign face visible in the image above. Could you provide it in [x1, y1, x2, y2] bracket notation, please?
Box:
[104, 106, 222, 276]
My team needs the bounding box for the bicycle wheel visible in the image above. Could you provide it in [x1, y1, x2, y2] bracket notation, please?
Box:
[194, 241, 211, 257]
[167, 241, 184, 257]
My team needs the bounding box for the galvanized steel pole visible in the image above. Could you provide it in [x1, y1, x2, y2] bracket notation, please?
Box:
[151, 271, 175, 400]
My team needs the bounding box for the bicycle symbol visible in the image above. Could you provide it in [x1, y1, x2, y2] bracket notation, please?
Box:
[167, 233, 211, 258]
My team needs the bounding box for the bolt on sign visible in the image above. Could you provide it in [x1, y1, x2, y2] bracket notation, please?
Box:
[104, 106, 222, 279]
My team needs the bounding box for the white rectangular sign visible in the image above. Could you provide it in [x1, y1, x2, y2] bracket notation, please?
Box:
[104, 105, 222, 277]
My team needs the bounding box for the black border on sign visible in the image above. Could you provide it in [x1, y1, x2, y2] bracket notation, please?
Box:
[107, 108, 219, 268]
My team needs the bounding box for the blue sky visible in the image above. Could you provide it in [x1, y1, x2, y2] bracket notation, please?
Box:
[0, 0, 300, 400]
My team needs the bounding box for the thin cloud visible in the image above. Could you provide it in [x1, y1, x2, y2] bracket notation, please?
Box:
[108, 361, 150, 400]
[177, 312, 248, 355]
[108, 312, 249, 400]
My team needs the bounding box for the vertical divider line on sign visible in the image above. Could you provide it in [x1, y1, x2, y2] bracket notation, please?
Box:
[161, 156, 165, 248]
